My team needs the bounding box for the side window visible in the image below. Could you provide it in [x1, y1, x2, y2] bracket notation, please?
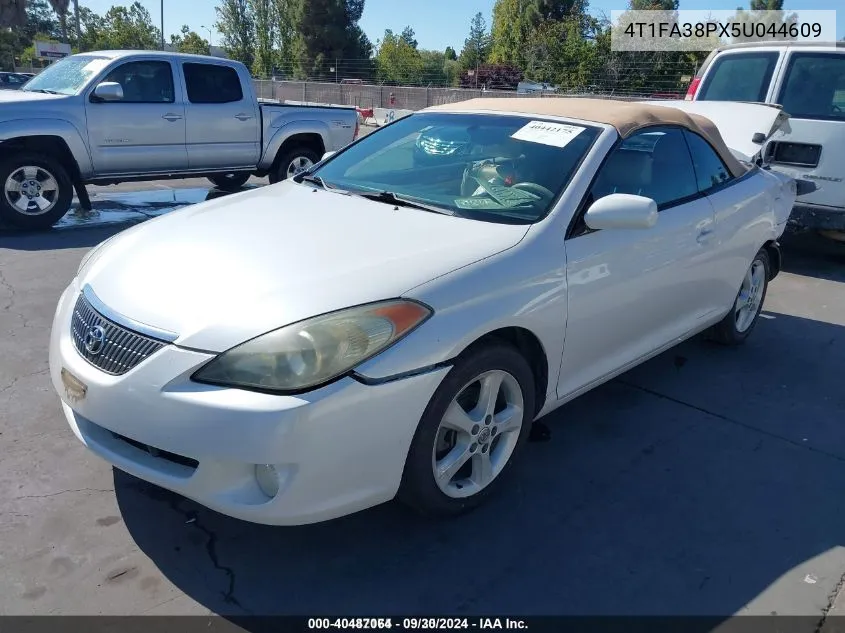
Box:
[101, 61, 175, 103]
[183, 63, 243, 104]
[589, 127, 698, 210]
[777, 53, 845, 121]
[683, 131, 732, 193]
[698, 52, 779, 103]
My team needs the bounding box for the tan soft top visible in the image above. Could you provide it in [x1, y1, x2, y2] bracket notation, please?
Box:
[425, 98, 747, 178]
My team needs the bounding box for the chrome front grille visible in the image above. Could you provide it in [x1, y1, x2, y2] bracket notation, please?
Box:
[70, 294, 167, 375]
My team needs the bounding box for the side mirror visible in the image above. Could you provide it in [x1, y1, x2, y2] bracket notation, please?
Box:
[92, 82, 124, 102]
[321, 150, 336, 161]
[584, 193, 658, 231]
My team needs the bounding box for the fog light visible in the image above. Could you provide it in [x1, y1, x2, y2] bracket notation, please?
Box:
[255, 464, 280, 498]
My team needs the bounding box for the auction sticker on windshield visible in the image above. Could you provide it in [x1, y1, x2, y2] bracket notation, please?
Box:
[511, 121, 585, 148]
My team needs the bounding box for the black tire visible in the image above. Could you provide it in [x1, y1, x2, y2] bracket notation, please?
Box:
[0, 152, 73, 230]
[269, 146, 321, 184]
[398, 343, 536, 518]
[710, 248, 770, 346]
[207, 172, 251, 191]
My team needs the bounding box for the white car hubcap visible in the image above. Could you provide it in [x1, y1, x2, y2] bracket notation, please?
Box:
[287, 156, 313, 178]
[735, 259, 766, 333]
[4, 166, 58, 216]
[432, 369, 525, 499]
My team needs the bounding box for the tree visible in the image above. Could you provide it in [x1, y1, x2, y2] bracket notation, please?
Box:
[732, 0, 799, 44]
[215, 0, 255, 69]
[170, 25, 210, 55]
[376, 28, 422, 84]
[67, 5, 104, 52]
[489, 0, 538, 67]
[249, 0, 275, 77]
[85, 2, 160, 50]
[400, 26, 417, 49]
[47, 0, 70, 42]
[291, 0, 371, 78]
[0, 0, 28, 29]
[273, 0, 298, 74]
[444, 46, 457, 61]
[23, 0, 60, 41]
[459, 12, 491, 71]
[418, 48, 445, 84]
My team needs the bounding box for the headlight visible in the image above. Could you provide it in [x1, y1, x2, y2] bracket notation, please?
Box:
[192, 299, 432, 393]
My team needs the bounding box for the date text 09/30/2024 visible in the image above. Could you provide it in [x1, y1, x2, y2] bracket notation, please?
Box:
[307, 618, 528, 630]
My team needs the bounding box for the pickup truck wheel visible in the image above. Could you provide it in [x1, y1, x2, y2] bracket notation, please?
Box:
[0, 153, 73, 230]
[710, 248, 770, 346]
[208, 172, 251, 191]
[269, 147, 320, 184]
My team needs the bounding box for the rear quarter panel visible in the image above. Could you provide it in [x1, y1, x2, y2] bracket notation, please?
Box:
[706, 168, 790, 308]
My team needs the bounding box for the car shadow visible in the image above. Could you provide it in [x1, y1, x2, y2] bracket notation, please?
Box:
[115, 309, 845, 621]
[781, 231, 845, 284]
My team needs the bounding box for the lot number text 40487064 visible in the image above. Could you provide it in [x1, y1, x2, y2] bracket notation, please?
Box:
[307, 618, 529, 630]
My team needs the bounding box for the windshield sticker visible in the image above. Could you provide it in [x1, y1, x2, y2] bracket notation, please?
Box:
[511, 121, 585, 148]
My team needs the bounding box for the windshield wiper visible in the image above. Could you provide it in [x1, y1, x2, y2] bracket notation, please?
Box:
[296, 173, 328, 188]
[353, 191, 456, 216]
[25, 88, 59, 94]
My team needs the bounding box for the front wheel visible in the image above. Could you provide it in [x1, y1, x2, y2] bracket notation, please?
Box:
[710, 248, 770, 345]
[398, 343, 535, 518]
[208, 172, 251, 191]
[0, 152, 73, 230]
[269, 146, 321, 184]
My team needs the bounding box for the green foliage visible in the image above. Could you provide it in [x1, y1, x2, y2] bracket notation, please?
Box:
[249, 0, 275, 76]
[83, 2, 161, 50]
[444, 46, 457, 61]
[458, 12, 491, 70]
[215, 0, 255, 68]
[170, 25, 211, 56]
[376, 28, 422, 84]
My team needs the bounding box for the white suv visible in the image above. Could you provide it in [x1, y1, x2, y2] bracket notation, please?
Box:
[687, 41, 845, 240]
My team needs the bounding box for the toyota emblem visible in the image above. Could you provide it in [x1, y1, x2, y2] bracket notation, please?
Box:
[84, 325, 106, 355]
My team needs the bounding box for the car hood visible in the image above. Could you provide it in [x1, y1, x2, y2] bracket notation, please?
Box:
[79, 181, 529, 352]
[0, 89, 67, 103]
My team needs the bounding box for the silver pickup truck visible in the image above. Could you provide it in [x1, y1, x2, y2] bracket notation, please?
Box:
[0, 50, 360, 229]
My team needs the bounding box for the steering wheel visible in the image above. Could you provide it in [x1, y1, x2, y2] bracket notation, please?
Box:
[511, 182, 555, 202]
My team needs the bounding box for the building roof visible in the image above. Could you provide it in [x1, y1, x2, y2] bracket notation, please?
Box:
[425, 97, 748, 177]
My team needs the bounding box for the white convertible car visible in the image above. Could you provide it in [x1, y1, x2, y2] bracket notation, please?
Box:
[50, 98, 800, 525]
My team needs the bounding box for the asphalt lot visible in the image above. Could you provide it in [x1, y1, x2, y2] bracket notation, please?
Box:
[2, 189, 845, 622]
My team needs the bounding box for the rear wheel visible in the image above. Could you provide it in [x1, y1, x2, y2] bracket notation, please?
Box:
[0, 152, 73, 230]
[398, 343, 535, 518]
[207, 172, 251, 191]
[711, 248, 770, 345]
[269, 146, 320, 184]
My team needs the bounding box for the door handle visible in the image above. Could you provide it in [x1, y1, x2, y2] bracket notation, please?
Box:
[162, 113, 182, 122]
[697, 228, 713, 244]
[234, 113, 253, 121]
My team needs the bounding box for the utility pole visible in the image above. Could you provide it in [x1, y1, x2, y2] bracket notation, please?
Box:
[160, 0, 165, 49]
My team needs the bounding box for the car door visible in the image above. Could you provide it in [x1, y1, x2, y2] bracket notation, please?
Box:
[181, 62, 260, 170]
[84, 58, 187, 175]
[767, 49, 845, 212]
[557, 126, 718, 400]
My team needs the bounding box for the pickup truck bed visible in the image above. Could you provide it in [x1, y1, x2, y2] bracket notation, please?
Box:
[0, 50, 360, 229]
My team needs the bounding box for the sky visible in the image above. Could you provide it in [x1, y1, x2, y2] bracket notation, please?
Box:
[80, 0, 843, 52]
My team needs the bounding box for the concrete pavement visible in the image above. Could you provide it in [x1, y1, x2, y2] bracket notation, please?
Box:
[1, 224, 845, 622]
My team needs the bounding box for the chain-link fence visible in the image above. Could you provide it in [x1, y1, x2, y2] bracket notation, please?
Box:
[253, 77, 692, 112]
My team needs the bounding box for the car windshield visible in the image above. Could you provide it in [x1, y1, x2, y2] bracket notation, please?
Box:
[310, 112, 601, 224]
[21, 55, 111, 95]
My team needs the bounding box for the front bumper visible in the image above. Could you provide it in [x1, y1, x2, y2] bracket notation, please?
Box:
[49, 281, 449, 525]
[789, 204, 845, 232]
